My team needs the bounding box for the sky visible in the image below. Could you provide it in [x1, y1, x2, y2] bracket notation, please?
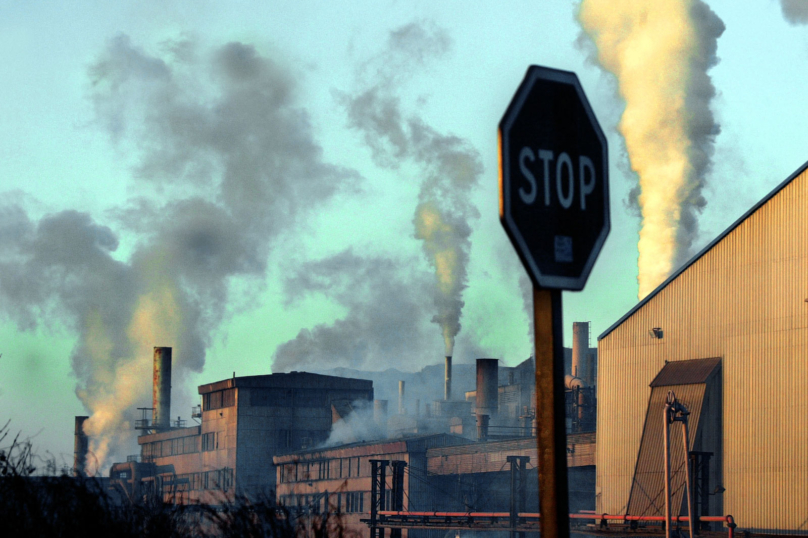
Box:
[1, 0, 807, 471]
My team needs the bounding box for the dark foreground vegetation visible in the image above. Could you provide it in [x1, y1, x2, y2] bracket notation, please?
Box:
[0, 423, 348, 538]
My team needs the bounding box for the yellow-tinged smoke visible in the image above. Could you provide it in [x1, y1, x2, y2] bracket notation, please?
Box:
[414, 201, 464, 355]
[578, 0, 724, 298]
[82, 283, 181, 472]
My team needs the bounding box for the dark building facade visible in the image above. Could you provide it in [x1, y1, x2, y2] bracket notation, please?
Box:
[109, 372, 373, 504]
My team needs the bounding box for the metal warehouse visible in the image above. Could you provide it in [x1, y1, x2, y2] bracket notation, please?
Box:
[596, 161, 808, 532]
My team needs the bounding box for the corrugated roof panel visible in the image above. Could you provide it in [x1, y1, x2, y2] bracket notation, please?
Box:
[649, 357, 721, 387]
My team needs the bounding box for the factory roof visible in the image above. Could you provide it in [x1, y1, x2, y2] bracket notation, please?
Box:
[198, 371, 373, 394]
[273, 433, 471, 463]
[599, 158, 808, 341]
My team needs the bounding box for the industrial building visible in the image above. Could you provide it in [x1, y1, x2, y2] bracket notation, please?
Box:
[596, 161, 808, 532]
[105, 348, 373, 504]
[96, 320, 600, 537]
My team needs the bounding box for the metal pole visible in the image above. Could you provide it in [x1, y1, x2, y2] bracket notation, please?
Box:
[682, 416, 695, 538]
[534, 287, 570, 538]
[370, 460, 379, 538]
[664, 395, 672, 538]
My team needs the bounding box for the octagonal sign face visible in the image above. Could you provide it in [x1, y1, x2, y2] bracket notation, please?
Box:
[499, 65, 609, 291]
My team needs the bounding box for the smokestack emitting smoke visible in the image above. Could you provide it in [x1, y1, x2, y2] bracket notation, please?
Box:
[0, 37, 354, 468]
[271, 22, 483, 373]
[342, 22, 482, 357]
[398, 380, 406, 415]
[152, 347, 172, 430]
[578, 1, 725, 298]
[444, 355, 452, 400]
[73, 416, 89, 478]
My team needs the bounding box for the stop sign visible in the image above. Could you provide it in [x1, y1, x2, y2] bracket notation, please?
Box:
[499, 65, 609, 290]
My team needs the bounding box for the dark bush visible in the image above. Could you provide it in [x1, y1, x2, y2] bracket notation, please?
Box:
[0, 421, 340, 538]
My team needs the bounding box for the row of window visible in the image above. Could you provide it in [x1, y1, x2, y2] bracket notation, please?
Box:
[278, 491, 366, 514]
[278, 457, 365, 484]
[203, 388, 236, 411]
[142, 435, 200, 459]
[162, 468, 234, 492]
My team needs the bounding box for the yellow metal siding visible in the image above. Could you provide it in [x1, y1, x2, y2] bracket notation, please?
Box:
[597, 167, 808, 530]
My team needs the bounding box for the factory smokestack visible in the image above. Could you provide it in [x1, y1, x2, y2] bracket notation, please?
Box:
[572, 322, 589, 379]
[153, 347, 172, 430]
[444, 356, 452, 401]
[398, 380, 405, 415]
[476, 414, 490, 442]
[476, 358, 499, 417]
[374, 400, 388, 424]
[73, 416, 89, 477]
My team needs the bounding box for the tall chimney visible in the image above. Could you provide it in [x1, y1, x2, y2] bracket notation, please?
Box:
[585, 352, 596, 386]
[572, 322, 589, 379]
[444, 356, 452, 401]
[398, 380, 405, 415]
[476, 414, 490, 442]
[73, 416, 89, 477]
[374, 400, 388, 424]
[153, 347, 172, 430]
[476, 358, 499, 417]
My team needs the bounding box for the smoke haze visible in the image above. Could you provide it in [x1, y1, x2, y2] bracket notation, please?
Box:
[0, 36, 355, 469]
[342, 22, 483, 355]
[780, 0, 808, 24]
[578, 1, 725, 299]
[272, 250, 435, 372]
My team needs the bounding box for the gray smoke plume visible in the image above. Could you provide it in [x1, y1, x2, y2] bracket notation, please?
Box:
[0, 35, 355, 468]
[320, 399, 387, 447]
[340, 22, 483, 355]
[272, 249, 435, 372]
[781, 0, 808, 24]
[578, 1, 725, 298]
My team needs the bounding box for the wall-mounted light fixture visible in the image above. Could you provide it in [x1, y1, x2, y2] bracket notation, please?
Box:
[649, 327, 663, 339]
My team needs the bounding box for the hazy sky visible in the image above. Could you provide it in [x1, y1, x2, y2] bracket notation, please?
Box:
[1, 0, 807, 469]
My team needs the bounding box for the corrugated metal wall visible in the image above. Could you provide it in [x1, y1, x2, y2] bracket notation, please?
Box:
[597, 164, 808, 531]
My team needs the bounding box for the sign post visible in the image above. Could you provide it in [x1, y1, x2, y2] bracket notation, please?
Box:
[499, 65, 609, 538]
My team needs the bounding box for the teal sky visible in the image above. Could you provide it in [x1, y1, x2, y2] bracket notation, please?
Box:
[1, 0, 807, 468]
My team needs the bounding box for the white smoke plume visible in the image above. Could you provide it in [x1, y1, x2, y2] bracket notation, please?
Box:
[341, 22, 483, 355]
[780, 0, 808, 24]
[0, 36, 355, 469]
[578, 1, 725, 298]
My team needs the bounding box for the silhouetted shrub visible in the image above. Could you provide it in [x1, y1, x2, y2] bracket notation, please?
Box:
[0, 422, 344, 538]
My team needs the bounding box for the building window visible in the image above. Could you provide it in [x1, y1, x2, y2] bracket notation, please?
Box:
[318, 460, 329, 480]
[202, 432, 216, 452]
[345, 492, 365, 513]
[203, 388, 236, 411]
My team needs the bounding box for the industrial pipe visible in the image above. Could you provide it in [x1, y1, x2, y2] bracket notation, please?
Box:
[377, 511, 737, 538]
